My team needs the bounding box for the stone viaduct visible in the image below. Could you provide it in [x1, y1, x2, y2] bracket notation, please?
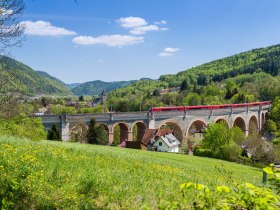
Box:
[39, 103, 270, 144]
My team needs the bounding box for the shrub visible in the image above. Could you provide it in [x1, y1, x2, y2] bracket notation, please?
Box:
[220, 141, 242, 162]
[194, 148, 213, 157]
[159, 182, 280, 209]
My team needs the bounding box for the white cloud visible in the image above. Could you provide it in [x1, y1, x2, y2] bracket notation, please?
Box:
[164, 47, 181, 53]
[118, 17, 147, 28]
[130, 25, 159, 35]
[159, 52, 173, 57]
[159, 47, 181, 57]
[22, 20, 77, 36]
[155, 20, 167, 25]
[72, 35, 144, 47]
[118, 16, 168, 35]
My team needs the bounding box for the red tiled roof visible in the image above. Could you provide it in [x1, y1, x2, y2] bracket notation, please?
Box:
[141, 128, 174, 145]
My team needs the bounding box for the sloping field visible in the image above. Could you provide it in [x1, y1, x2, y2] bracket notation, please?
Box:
[0, 136, 269, 209]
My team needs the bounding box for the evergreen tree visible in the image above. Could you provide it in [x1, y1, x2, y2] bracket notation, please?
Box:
[87, 118, 98, 144]
[180, 79, 188, 91]
[87, 118, 108, 144]
[193, 82, 198, 93]
[79, 95, 84, 101]
[96, 125, 108, 145]
[152, 89, 160, 96]
[47, 124, 61, 141]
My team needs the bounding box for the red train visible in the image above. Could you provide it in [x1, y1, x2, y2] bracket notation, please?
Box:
[149, 101, 271, 112]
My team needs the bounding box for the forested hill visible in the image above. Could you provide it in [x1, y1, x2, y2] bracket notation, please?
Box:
[107, 44, 280, 111]
[159, 44, 280, 87]
[72, 80, 137, 96]
[0, 56, 72, 96]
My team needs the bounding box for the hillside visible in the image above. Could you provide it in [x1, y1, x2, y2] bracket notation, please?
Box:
[159, 44, 280, 87]
[72, 79, 137, 95]
[0, 56, 72, 96]
[107, 44, 280, 111]
[0, 136, 267, 209]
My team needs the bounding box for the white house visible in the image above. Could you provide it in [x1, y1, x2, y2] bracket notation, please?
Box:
[152, 134, 181, 153]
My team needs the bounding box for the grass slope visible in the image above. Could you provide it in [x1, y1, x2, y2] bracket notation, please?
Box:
[0, 136, 264, 209]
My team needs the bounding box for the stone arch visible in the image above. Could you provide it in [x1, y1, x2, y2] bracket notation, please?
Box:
[232, 116, 247, 134]
[158, 120, 184, 142]
[131, 121, 147, 142]
[112, 122, 129, 145]
[248, 115, 258, 136]
[214, 117, 229, 128]
[186, 118, 208, 137]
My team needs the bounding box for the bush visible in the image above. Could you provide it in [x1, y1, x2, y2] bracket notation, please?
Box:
[220, 141, 242, 162]
[159, 182, 280, 209]
[194, 149, 213, 157]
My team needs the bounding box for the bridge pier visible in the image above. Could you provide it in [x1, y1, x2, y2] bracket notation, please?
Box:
[128, 131, 133, 141]
[61, 115, 70, 141]
[108, 132, 114, 144]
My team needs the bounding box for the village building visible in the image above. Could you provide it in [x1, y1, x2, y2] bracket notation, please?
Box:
[152, 134, 181, 153]
[92, 90, 107, 107]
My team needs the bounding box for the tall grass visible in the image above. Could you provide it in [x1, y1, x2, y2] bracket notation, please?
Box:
[0, 136, 267, 209]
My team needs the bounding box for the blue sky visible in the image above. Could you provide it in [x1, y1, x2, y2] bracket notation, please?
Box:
[11, 0, 280, 83]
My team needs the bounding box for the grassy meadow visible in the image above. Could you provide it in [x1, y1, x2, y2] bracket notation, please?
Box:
[0, 136, 274, 209]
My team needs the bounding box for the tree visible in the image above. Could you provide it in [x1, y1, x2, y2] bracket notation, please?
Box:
[79, 95, 84, 101]
[87, 118, 108, 145]
[0, 0, 25, 118]
[47, 124, 61, 141]
[0, 0, 25, 53]
[180, 79, 189, 91]
[152, 89, 160, 97]
[202, 123, 230, 154]
[116, 100, 129, 112]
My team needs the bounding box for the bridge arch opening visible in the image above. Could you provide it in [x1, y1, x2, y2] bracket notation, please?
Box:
[233, 117, 246, 133]
[248, 116, 258, 137]
[215, 118, 229, 128]
[112, 122, 129, 145]
[187, 120, 207, 140]
[132, 122, 146, 142]
[159, 121, 183, 142]
[70, 121, 88, 143]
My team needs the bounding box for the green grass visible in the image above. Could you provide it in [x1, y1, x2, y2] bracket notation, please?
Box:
[0, 136, 266, 209]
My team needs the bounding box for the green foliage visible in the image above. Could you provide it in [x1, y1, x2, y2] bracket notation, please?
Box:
[159, 182, 279, 209]
[152, 89, 160, 96]
[160, 44, 280, 86]
[87, 118, 108, 145]
[79, 105, 105, 114]
[264, 164, 280, 194]
[72, 80, 136, 96]
[105, 45, 280, 112]
[0, 56, 72, 96]
[0, 114, 47, 140]
[0, 137, 274, 209]
[202, 123, 230, 153]
[185, 92, 201, 105]
[50, 105, 77, 114]
[201, 124, 246, 161]
[267, 119, 278, 133]
[47, 124, 61, 141]
[193, 149, 213, 157]
[180, 79, 189, 91]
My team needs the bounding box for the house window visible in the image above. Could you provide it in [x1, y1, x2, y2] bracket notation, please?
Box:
[159, 142, 162, 146]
